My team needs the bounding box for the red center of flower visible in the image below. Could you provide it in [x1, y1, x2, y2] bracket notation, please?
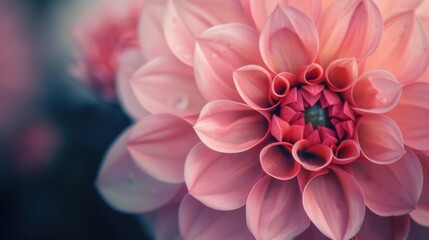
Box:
[304, 103, 331, 129]
[269, 69, 357, 147]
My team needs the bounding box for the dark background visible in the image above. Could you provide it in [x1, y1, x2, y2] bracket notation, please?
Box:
[0, 0, 150, 239]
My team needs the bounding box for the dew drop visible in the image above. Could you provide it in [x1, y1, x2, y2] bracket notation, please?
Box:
[211, 53, 218, 58]
[175, 97, 189, 110]
[127, 173, 136, 184]
[151, 188, 158, 195]
[183, 53, 191, 60]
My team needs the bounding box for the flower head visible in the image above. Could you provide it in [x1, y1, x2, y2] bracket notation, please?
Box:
[96, 0, 429, 239]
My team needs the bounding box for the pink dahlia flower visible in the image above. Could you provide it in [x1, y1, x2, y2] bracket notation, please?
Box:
[96, 0, 429, 239]
[72, 0, 144, 102]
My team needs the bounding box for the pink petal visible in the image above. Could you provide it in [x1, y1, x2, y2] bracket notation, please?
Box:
[233, 65, 272, 109]
[410, 151, 429, 226]
[163, 0, 248, 66]
[185, 143, 263, 211]
[386, 82, 429, 151]
[410, 207, 429, 227]
[96, 129, 182, 213]
[131, 55, 206, 117]
[373, 0, 423, 18]
[351, 70, 402, 114]
[270, 72, 293, 102]
[352, 149, 423, 216]
[260, 142, 301, 180]
[194, 24, 263, 102]
[270, 115, 291, 142]
[116, 49, 149, 120]
[302, 167, 365, 240]
[332, 139, 360, 164]
[292, 139, 333, 171]
[194, 100, 269, 153]
[321, 0, 335, 10]
[357, 115, 405, 164]
[154, 202, 182, 240]
[179, 195, 254, 240]
[259, 4, 319, 74]
[354, 208, 410, 240]
[298, 63, 325, 85]
[365, 10, 429, 84]
[247, 176, 310, 240]
[127, 114, 200, 183]
[416, 152, 429, 211]
[325, 58, 358, 92]
[139, 0, 171, 60]
[318, 0, 383, 66]
[250, 0, 321, 31]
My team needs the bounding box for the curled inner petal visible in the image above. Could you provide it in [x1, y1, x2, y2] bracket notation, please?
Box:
[292, 139, 332, 171]
[260, 142, 301, 180]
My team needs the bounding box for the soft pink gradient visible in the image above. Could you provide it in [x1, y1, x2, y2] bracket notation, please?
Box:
[72, 0, 144, 102]
[95, 0, 429, 239]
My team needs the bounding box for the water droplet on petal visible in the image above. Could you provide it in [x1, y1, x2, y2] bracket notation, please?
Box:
[175, 97, 189, 110]
[183, 53, 191, 60]
[211, 53, 218, 58]
[127, 173, 136, 184]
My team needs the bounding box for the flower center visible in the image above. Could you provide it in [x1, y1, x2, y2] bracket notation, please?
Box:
[269, 84, 357, 146]
[304, 103, 330, 129]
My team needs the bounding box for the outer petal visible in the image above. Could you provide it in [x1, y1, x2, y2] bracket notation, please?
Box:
[416, 152, 429, 211]
[154, 200, 183, 240]
[354, 208, 410, 240]
[259, 5, 319, 74]
[365, 11, 429, 84]
[246, 176, 310, 240]
[127, 114, 200, 183]
[179, 195, 254, 240]
[410, 151, 429, 226]
[373, 0, 423, 18]
[357, 115, 405, 164]
[139, 0, 171, 60]
[318, 0, 383, 66]
[302, 167, 365, 240]
[410, 208, 429, 227]
[352, 149, 423, 216]
[185, 143, 263, 211]
[386, 82, 429, 151]
[194, 24, 263, 102]
[351, 70, 402, 114]
[131, 55, 206, 117]
[250, 0, 321, 31]
[116, 49, 149, 120]
[233, 65, 272, 109]
[163, 0, 248, 66]
[96, 129, 182, 213]
[194, 100, 269, 153]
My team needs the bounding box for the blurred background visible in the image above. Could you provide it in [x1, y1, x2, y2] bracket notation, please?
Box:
[0, 0, 149, 239]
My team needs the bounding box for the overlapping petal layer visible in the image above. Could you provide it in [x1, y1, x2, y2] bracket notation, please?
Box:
[92, 0, 429, 238]
[97, 129, 182, 213]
